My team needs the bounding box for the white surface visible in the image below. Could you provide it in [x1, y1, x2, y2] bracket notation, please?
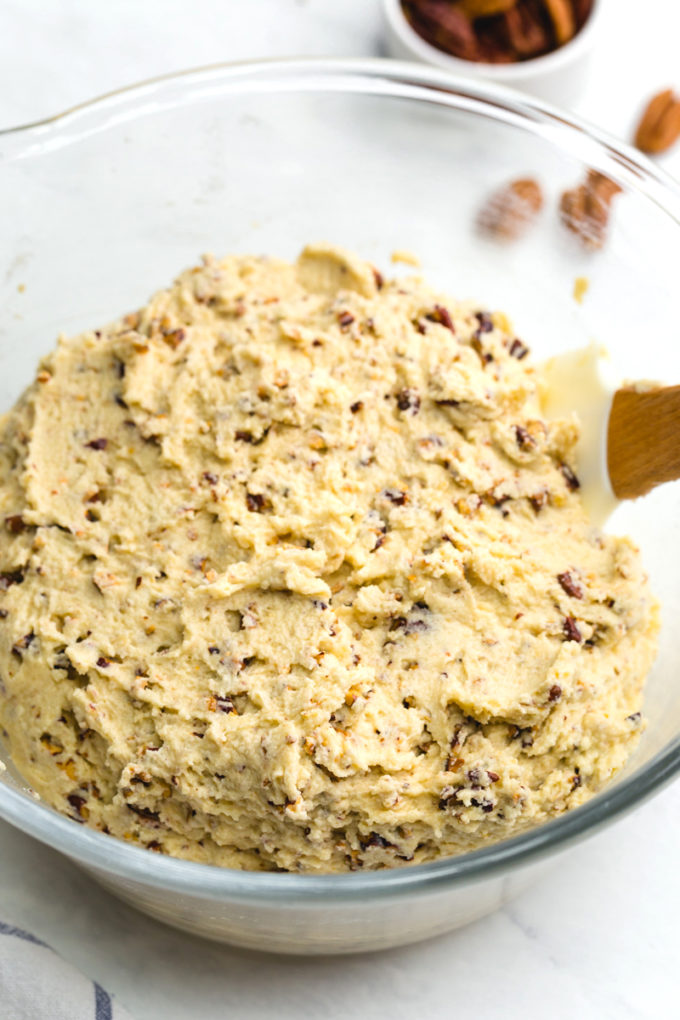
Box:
[1, 1, 679, 1017]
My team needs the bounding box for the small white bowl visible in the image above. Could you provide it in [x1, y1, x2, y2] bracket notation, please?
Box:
[383, 0, 602, 106]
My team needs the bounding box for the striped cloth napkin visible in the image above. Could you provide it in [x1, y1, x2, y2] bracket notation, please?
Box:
[0, 920, 133, 1019]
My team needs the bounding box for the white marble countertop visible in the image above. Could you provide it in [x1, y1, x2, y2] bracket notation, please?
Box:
[1, 2, 679, 1017]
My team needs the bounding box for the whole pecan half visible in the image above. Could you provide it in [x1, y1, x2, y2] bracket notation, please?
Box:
[475, 14, 517, 62]
[559, 170, 622, 251]
[543, 0, 575, 44]
[477, 177, 544, 240]
[402, 1, 480, 60]
[634, 89, 680, 155]
[571, 0, 594, 28]
[457, 0, 517, 15]
[503, 0, 552, 57]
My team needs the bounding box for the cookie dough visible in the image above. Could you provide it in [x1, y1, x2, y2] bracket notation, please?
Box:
[0, 245, 659, 872]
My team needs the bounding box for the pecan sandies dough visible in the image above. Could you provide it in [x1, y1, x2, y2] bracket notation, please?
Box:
[0, 245, 658, 872]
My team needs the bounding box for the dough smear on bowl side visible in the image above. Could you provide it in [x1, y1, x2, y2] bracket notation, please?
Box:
[0, 245, 658, 872]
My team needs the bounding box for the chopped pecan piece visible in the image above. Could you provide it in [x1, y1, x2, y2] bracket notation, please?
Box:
[246, 492, 267, 512]
[560, 462, 580, 491]
[13, 631, 35, 653]
[66, 793, 89, 820]
[382, 488, 408, 506]
[471, 335, 493, 364]
[127, 804, 160, 823]
[514, 424, 534, 450]
[474, 311, 494, 334]
[426, 304, 456, 333]
[214, 695, 237, 714]
[557, 571, 583, 599]
[40, 733, 64, 755]
[529, 490, 549, 513]
[509, 337, 530, 359]
[563, 616, 582, 642]
[396, 388, 421, 415]
[5, 515, 27, 534]
[162, 328, 186, 349]
[359, 832, 394, 850]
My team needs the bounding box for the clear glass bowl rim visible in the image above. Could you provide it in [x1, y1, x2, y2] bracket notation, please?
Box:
[1, 56, 679, 903]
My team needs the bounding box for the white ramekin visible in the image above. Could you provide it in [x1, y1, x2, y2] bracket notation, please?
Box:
[382, 0, 603, 106]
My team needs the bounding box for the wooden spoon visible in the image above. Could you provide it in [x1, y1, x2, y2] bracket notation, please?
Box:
[607, 385, 680, 499]
[541, 346, 680, 521]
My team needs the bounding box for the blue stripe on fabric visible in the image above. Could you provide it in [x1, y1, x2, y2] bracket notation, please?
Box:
[0, 918, 49, 948]
[95, 981, 113, 1020]
[1, 920, 117, 1019]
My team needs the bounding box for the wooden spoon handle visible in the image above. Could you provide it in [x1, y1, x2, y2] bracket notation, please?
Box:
[607, 384, 680, 499]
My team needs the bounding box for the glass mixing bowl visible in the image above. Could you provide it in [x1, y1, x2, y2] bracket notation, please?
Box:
[0, 58, 679, 955]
